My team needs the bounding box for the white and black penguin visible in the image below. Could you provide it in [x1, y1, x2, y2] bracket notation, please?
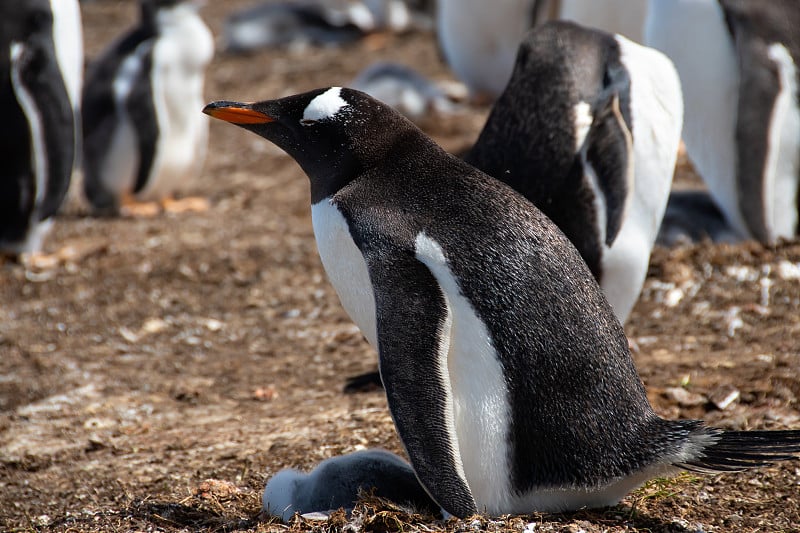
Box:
[82, 0, 213, 215]
[436, 0, 539, 102]
[466, 21, 683, 323]
[205, 87, 800, 518]
[263, 449, 440, 520]
[0, 0, 77, 254]
[435, 0, 650, 103]
[646, 0, 800, 243]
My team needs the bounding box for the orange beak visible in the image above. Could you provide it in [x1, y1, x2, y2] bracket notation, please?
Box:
[203, 101, 275, 124]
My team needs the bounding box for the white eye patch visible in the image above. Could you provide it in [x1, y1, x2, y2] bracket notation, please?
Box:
[301, 87, 349, 124]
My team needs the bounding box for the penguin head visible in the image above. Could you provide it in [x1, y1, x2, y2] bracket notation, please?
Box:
[204, 87, 415, 201]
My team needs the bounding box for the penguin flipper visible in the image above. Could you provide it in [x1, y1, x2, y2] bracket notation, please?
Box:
[125, 49, 160, 195]
[583, 92, 634, 247]
[366, 249, 477, 519]
[12, 39, 74, 220]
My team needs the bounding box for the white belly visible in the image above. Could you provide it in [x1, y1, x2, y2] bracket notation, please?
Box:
[437, 0, 535, 99]
[311, 200, 378, 346]
[138, 6, 213, 200]
[598, 34, 683, 322]
[645, 0, 745, 237]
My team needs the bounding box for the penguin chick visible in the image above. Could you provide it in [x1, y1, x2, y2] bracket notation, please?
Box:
[466, 21, 683, 323]
[82, 0, 213, 215]
[263, 449, 440, 521]
[205, 87, 800, 518]
[0, 0, 76, 254]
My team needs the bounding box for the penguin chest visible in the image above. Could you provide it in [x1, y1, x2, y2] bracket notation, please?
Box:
[142, 13, 213, 198]
[310, 200, 378, 347]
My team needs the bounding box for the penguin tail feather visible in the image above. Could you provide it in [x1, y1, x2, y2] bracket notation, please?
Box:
[678, 430, 800, 473]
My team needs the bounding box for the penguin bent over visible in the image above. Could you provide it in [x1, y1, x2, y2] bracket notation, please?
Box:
[0, 0, 76, 255]
[467, 21, 683, 323]
[82, 0, 213, 216]
[204, 87, 800, 518]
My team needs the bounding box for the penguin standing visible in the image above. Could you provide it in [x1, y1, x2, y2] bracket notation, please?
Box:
[645, 0, 800, 243]
[0, 0, 76, 255]
[436, 0, 538, 102]
[467, 21, 683, 323]
[205, 87, 800, 518]
[533, 0, 649, 42]
[82, 0, 213, 216]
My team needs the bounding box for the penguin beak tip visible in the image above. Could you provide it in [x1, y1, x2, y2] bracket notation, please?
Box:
[203, 101, 275, 124]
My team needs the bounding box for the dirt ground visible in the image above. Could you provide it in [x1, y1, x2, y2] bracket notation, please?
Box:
[2, 2, 800, 532]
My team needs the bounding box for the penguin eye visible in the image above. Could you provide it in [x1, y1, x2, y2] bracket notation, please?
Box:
[300, 118, 316, 126]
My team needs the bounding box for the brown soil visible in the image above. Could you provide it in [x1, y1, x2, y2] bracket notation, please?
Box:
[2, 2, 799, 532]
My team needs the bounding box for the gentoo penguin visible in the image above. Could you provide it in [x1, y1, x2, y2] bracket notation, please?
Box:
[533, 0, 649, 42]
[467, 21, 682, 323]
[645, 0, 800, 243]
[263, 449, 440, 520]
[223, 0, 425, 54]
[350, 62, 458, 121]
[0, 0, 76, 254]
[205, 87, 800, 518]
[82, 0, 213, 216]
[436, 0, 538, 102]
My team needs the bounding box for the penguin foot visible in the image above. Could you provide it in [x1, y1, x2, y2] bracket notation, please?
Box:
[162, 196, 211, 214]
[120, 198, 162, 218]
[343, 370, 383, 393]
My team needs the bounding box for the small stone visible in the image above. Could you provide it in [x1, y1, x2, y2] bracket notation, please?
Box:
[708, 386, 740, 411]
[665, 387, 707, 407]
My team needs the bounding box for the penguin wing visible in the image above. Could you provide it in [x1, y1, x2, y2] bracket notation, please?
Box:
[363, 246, 477, 519]
[12, 36, 74, 219]
[582, 91, 634, 247]
[125, 46, 159, 194]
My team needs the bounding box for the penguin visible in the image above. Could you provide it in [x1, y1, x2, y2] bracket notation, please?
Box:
[263, 449, 440, 520]
[533, 0, 649, 42]
[657, 190, 741, 246]
[436, 0, 538, 102]
[223, 0, 423, 54]
[82, 0, 213, 216]
[204, 87, 800, 518]
[350, 62, 459, 122]
[0, 0, 76, 255]
[645, 0, 800, 243]
[466, 21, 683, 324]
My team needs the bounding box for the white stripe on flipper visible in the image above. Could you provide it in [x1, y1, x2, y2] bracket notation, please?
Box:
[10, 42, 49, 252]
[764, 43, 800, 240]
[573, 101, 593, 152]
[414, 232, 511, 514]
[303, 87, 348, 122]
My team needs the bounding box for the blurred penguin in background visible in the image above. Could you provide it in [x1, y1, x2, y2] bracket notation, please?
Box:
[82, 0, 213, 217]
[436, 0, 538, 102]
[0, 0, 77, 255]
[646, 0, 800, 244]
[534, 0, 649, 42]
[436, 0, 649, 103]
